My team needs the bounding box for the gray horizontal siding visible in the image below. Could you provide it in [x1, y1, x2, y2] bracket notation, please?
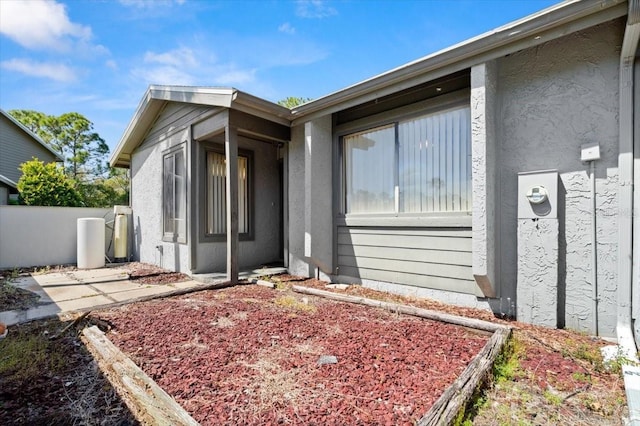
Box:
[0, 116, 59, 184]
[336, 225, 476, 294]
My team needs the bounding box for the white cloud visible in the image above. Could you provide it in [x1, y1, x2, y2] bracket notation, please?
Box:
[296, 0, 337, 19]
[0, 0, 92, 51]
[132, 65, 197, 86]
[278, 23, 296, 35]
[144, 47, 198, 68]
[133, 46, 259, 87]
[213, 66, 256, 85]
[106, 60, 119, 70]
[1, 58, 77, 82]
[119, 0, 185, 9]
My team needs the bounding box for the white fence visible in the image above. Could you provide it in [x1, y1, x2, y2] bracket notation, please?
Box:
[0, 206, 114, 269]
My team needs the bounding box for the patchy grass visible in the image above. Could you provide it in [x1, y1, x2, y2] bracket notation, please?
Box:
[273, 295, 316, 312]
[0, 318, 136, 424]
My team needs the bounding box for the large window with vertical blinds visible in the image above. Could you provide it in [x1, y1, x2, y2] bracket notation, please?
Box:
[343, 105, 471, 215]
[206, 150, 250, 236]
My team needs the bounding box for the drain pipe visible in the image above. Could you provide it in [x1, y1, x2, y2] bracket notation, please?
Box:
[618, 0, 640, 359]
[590, 159, 599, 336]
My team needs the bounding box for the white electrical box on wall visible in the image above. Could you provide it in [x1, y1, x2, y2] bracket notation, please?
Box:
[580, 143, 600, 162]
[517, 170, 558, 219]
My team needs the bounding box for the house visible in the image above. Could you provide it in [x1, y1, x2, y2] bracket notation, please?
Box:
[110, 0, 640, 352]
[0, 109, 64, 204]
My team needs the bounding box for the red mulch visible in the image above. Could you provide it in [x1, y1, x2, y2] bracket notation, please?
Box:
[95, 284, 488, 425]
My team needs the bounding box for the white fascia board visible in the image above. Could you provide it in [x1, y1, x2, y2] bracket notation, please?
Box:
[291, 0, 627, 125]
[148, 85, 235, 108]
[109, 87, 161, 168]
[0, 173, 18, 188]
[109, 86, 294, 167]
[0, 108, 64, 162]
[232, 91, 293, 126]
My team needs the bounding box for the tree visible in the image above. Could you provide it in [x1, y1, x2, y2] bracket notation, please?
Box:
[9, 110, 109, 181]
[9, 110, 128, 207]
[17, 159, 83, 207]
[277, 97, 312, 108]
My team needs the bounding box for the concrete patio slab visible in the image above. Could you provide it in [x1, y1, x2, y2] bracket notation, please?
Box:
[56, 295, 116, 311]
[29, 273, 75, 286]
[70, 269, 130, 283]
[1, 264, 279, 327]
[107, 285, 178, 302]
[39, 282, 102, 302]
[90, 280, 150, 294]
[0, 265, 175, 326]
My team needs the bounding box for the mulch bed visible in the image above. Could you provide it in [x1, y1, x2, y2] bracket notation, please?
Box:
[125, 262, 190, 285]
[95, 284, 489, 425]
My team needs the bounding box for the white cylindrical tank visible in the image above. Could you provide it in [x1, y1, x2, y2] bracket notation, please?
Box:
[77, 218, 105, 269]
[114, 214, 127, 262]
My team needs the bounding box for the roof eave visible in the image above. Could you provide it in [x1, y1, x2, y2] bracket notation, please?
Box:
[0, 108, 65, 162]
[109, 86, 293, 168]
[0, 173, 18, 189]
[291, 0, 627, 123]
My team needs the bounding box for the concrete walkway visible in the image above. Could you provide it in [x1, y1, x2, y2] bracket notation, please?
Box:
[0, 266, 206, 326]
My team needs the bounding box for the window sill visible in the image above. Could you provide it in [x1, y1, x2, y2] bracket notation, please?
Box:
[336, 214, 471, 228]
[162, 234, 187, 244]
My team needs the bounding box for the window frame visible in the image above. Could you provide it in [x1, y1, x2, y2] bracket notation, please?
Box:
[162, 145, 187, 243]
[200, 145, 254, 243]
[336, 91, 472, 225]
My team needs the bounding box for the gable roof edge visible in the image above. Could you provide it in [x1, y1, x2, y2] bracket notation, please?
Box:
[109, 86, 291, 168]
[0, 109, 64, 162]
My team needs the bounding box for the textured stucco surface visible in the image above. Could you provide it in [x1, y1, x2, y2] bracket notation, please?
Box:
[194, 137, 281, 272]
[0, 206, 112, 268]
[471, 61, 499, 297]
[517, 218, 559, 327]
[131, 132, 190, 272]
[304, 116, 333, 275]
[497, 19, 623, 336]
[287, 124, 312, 277]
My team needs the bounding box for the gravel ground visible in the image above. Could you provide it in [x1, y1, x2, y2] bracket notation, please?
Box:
[95, 284, 488, 425]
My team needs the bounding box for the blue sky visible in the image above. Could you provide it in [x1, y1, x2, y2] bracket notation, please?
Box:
[0, 0, 558, 153]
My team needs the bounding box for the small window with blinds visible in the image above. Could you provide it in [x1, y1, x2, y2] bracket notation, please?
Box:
[342, 105, 471, 215]
[163, 147, 186, 242]
[206, 150, 251, 237]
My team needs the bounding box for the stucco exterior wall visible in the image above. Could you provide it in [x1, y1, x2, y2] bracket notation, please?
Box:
[194, 136, 281, 272]
[287, 124, 313, 277]
[0, 206, 112, 268]
[130, 130, 190, 272]
[497, 19, 623, 337]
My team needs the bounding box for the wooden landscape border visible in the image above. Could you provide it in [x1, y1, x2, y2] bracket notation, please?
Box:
[82, 325, 200, 425]
[292, 285, 512, 426]
[81, 281, 510, 425]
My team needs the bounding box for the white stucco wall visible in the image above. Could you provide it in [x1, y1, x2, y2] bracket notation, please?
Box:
[497, 19, 623, 337]
[0, 206, 112, 269]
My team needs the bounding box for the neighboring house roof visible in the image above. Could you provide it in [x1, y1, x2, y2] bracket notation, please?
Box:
[110, 0, 627, 167]
[109, 86, 290, 168]
[0, 109, 64, 162]
[0, 173, 18, 189]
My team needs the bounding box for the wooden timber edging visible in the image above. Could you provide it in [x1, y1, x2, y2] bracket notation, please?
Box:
[291, 285, 512, 426]
[82, 325, 200, 426]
